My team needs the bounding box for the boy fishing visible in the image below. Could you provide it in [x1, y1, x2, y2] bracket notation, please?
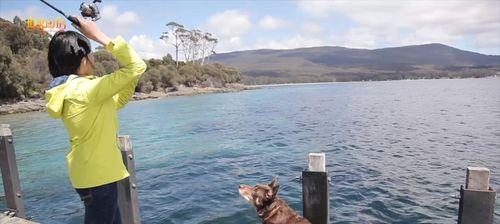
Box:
[45, 17, 146, 223]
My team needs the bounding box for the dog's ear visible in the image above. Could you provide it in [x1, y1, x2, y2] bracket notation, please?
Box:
[268, 178, 280, 197]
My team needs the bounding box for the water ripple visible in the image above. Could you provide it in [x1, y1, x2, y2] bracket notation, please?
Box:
[0, 78, 499, 223]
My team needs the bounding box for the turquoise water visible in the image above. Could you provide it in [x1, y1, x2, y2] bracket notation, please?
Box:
[1, 78, 499, 223]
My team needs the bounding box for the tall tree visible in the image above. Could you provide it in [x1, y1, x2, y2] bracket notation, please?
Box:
[160, 22, 218, 65]
[201, 33, 217, 65]
[13, 16, 23, 26]
[190, 29, 203, 63]
[177, 28, 193, 62]
[160, 21, 184, 68]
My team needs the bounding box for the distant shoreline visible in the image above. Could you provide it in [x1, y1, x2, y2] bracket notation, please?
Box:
[0, 84, 260, 116]
[1, 76, 498, 116]
[248, 75, 500, 88]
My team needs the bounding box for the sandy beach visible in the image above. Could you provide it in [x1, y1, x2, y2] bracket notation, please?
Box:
[0, 84, 259, 115]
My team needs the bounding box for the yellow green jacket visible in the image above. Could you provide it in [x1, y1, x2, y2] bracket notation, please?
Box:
[45, 36, 147, 189]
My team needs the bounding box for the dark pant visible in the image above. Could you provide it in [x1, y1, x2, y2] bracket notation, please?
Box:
[75, 181, 122, 224]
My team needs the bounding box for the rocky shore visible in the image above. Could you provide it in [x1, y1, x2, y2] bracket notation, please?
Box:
[0, 84, 259, 115]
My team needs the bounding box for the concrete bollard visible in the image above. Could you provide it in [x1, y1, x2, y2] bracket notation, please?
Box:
[458, 167, 496, 224]
[465, 167, 490, 190]
[117, 136, 141, 224]
[302, 153, 329, 224]
[308, 153, 326, 172]
[0, 124, 26, 219]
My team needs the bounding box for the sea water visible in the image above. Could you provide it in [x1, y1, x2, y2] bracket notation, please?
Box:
[0, 77, 499, 223]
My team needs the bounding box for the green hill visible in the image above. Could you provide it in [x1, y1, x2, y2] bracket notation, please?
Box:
[211, 44, 500, 84]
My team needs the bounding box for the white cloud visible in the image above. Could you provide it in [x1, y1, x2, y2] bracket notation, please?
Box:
[131, 10, 253, 58]
[206, 10, 251, 37]
[0, 4, 141, 38]
[300, 22, 324, 35]
[0, 5, 45, 20]
[254, 34, 329, 50]
[326, 1, 499, 35]
[396, 28, 461, 47]
[333, 27, 378, 49]
[99, 5, 141, 37]
[297, 0, 500, 54]
[129, 34, 170, 59]
[205, 10, 252, 53]
[473, 32, 500, 55]
[259, 16, 291, 30]
[297, 1, 337, 18]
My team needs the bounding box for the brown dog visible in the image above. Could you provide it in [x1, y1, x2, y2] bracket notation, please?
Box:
[239, 178, 311, 224]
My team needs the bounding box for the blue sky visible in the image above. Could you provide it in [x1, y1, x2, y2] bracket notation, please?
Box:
[1, 0, 499, 59]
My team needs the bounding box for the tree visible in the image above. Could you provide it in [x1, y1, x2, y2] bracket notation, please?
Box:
[93, 50, 121, 76]
[177, 27, 193, 62]
[203, 35, 218, 65]
[13, 16, 23, 26]
[0, 42, 19, 99]
[160, 21, 218, 66]
[4, 23, 33, 54]
[190, 29, 203, 63]
[160, 21, 184, 68]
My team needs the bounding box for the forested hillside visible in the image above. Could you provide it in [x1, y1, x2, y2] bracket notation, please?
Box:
[212, 43, 500, 84]
[0, 17, 242, 101]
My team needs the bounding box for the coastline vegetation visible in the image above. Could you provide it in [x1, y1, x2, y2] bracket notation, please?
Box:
[0, 17, 242, 102]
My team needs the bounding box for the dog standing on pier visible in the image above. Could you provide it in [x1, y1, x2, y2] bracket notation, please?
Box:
[239, 178, 311, 224]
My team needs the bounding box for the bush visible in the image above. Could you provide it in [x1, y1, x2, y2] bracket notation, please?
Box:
[136, 79, 154, 93]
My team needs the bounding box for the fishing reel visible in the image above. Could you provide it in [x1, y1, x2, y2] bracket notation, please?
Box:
[80, 0, 102, 21]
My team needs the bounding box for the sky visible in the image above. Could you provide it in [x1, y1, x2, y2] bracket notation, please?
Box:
[1, 0, 499, 59]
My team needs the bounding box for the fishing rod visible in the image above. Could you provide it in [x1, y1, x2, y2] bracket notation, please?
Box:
[39, 0, 80, 26]
[39, 0, 102, 27]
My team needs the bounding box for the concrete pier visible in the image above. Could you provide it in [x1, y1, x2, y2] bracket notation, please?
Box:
[458, 167, 496, 224]
[0, 125, 142, 223]
[302, 153, 329, 224]
[117, 135, 142, 224]
[0, 214, 38, 224]
[0, 124, 25, 219]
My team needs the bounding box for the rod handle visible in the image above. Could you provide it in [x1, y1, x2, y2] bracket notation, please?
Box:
[67, 15, 80, 27]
